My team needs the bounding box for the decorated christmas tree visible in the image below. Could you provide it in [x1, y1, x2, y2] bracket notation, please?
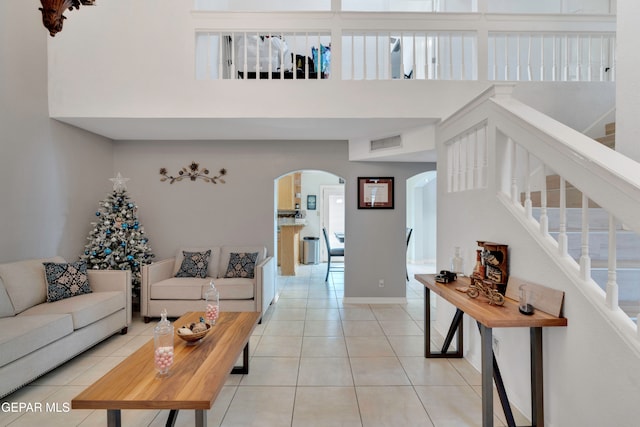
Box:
[81, 173, 154, 299]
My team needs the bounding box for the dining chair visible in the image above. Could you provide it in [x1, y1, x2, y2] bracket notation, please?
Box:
[406, 227, 413, 281]
[322, 227, 344, 282]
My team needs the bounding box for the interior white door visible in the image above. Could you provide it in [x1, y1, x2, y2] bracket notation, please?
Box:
[320, 184, 345, 261]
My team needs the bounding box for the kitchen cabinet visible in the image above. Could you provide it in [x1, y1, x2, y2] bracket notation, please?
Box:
[277, 172, 301, 210]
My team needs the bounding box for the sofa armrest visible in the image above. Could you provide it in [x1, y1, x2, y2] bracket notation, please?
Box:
[140, 258, 175, 317]
[87, 269, 132, 326]
[255, 256, 276, 318]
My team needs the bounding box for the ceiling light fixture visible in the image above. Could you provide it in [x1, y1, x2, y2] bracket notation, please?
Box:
[39, 0, 95, 37]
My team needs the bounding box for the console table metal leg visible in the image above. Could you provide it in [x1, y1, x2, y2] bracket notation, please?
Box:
[424, 288, 463, 358]
[531, 327, 544, 427]
[480, 324, 494, 427]
[195, 409, 207, 427]
[166, 409, 178, 427]
[107, 409, 121, 427]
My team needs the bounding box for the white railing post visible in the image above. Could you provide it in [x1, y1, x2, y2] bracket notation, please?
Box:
[606, 214, 619, 310]
[509, 138, 518, 204]
[558, 177, 568, 256]
[524, 151, 532, 218]
[539, 166, 549, 236]
[580, 193, 591, 281]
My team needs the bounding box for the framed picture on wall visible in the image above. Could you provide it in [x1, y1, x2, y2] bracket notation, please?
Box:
[307, 195, 317, 210]
[357, 177, 394, 209]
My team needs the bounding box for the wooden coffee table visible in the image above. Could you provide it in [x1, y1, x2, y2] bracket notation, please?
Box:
[72, 311, 260, 427]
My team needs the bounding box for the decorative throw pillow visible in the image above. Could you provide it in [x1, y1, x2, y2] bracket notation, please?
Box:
[43, 260, 92, 303]
[225, 252, 259, 279]
[175, 250, 211, 278]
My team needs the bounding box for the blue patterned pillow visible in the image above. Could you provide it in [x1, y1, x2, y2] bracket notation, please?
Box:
[175, 250, 211, 278]
[224, 252, 258, 279]
[43, 261, 92, 302]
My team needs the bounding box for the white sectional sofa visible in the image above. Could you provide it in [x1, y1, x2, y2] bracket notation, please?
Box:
[140, 245, 276, 323]
[0, 256, 131, 398]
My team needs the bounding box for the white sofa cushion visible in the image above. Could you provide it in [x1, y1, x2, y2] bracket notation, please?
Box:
[218, 246, 266, 278]
[150, 277, 209, 300]
[0, 314, 74, 366]
[173, 247, 221, 279]
[18, 291, 125, 330]
[208, 278, 255, 300]
[0, 278, 15, 318]
[0, 256, 65, 314]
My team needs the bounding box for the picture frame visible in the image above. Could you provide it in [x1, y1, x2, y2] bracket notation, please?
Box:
[307, 195, 316, 210]
[358, 177, 394, 209]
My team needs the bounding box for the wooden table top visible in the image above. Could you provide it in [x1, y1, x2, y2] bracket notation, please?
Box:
[415, 274, 567, 328]
[72, 311, 260, 411]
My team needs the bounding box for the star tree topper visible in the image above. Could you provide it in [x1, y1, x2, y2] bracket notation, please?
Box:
[110, 173, 130, 192]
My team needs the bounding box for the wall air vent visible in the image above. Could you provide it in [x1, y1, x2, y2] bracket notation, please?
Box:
[370, 135, 402, 152]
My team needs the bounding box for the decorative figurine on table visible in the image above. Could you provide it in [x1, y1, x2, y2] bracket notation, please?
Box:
[467, 241, 509, 306]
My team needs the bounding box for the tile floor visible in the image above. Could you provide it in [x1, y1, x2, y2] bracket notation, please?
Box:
[0, 263, 527, 427]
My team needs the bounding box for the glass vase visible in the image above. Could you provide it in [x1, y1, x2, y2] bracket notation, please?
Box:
[153, 309, 174, 377]
[204, 280, 220, 326]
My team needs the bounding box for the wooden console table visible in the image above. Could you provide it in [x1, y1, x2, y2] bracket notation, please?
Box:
[72, 311, 260, 427]
[415, 274, 567, 427]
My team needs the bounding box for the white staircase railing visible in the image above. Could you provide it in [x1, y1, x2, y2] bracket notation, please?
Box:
[439, 85, 640, 354]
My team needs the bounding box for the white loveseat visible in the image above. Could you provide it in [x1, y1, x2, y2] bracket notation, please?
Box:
[0, 256, 131, 398]
[140, 246, 275, 323]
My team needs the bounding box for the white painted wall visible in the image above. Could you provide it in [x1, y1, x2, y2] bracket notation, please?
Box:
[616, 0, 640, 162]
[114, 140, 433, 300]
[0, 1, 114, 263]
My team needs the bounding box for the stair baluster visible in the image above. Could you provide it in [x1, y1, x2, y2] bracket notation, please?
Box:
[580, 194, 591, 281]
[539, 166, 549, 236]
[524, 151, 532, 218]
[606, 214, 619, 310]
[558, 177, 568, 256]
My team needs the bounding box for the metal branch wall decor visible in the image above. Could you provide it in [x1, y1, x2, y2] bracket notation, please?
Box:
[160, 162, 227, 185]
[39, 0, 95, 37]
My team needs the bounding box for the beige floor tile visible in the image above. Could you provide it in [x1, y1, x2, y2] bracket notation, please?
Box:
[109, 334, 152, 357]
[306, 298, 339, 309]
[269, 307, 307, 321]
[350, 357, 411, 386]
[305, 308, 341, 321]
[31, 355, 103, 386]
[68, 356, 127, 386]
[239, 357, 299, 386]
[339, 307, 376, 321]
[342, 320, 384, 336]
[253, 335, 303, 357]
[301, 336, 348, 357]
[399, 357, 468, 386]
[356, 386, 434, 427]
[414, 385, 504, 427]
[0, 385, 59, 426]
[297, 357, 354, 386]
[274, 298, 308, 308]
[303, 320, 344, 336]
[292, 387, 361, 427]
[371, 306, 413, 321]
[222, 386, 295, 427]
[345, 336, 396, 357]
[262, 320, 305, 336]
[387, 335, 425, 357]
[449, 358, 482, 386]
[378, 320, 423, 335]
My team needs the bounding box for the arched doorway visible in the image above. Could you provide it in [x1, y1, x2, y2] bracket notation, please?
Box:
[406, 171, 437, 275]
[275, 170, 345, 277]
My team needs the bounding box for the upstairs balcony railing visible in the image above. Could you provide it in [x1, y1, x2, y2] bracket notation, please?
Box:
[193, 12, 615, 82]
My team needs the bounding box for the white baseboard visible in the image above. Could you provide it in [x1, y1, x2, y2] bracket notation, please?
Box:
[342, 297, 408, 305]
